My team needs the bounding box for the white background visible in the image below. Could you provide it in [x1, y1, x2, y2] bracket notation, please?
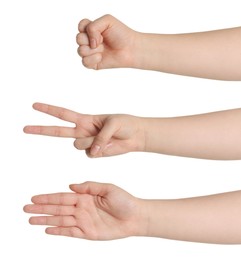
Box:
[1, 0, 241, 259]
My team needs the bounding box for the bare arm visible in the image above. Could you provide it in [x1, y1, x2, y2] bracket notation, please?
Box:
[77, 15, 241, 80]
[23, 181, 241, 244]
[142, 190, 241, 244]
[135, 27, 241, 80]
[142, 108, 241, 160]
[24, 103, 241, 160]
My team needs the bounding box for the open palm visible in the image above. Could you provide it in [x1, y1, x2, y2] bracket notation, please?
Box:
[24, 182, 142, 240]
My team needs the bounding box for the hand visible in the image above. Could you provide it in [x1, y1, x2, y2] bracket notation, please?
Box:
[23, 182, 144, 240]
[23, 103, 145, 157]
[76, 14, 140, 69]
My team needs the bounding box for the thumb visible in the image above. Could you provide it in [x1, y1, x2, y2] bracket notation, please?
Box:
[69, 181, 113, 196]
[86, 14, 115, 49]
[90, 118, 118, 157]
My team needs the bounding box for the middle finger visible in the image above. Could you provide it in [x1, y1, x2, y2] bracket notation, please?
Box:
[24, 204, 76, 216]
[76, 32, 89, 45]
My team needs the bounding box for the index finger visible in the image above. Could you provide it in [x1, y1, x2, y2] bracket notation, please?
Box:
[78, 18, 91, 32]
[32, 103, 80, 123]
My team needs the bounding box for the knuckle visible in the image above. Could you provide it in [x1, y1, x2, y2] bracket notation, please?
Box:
[59, 216, 65, 226]
[86, 22, 95, 34]
[103, 14, 113, 20]
[76, 33, 81, 44]
[77, 46, 82, 56]
[53, 127, 61, 137]
[76, 33, 88, 45]
[78, 46, 87, 56]
[55, 205, 62, 216]
[82, 58, 91, 68]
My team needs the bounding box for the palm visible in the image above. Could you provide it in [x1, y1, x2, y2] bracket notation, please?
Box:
[73, 192, 137, 240]
[24, 182, 140, 240]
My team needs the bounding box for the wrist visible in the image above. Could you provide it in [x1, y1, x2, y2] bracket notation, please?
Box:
[140, 117, 161, 153]
[134, 116, 149, 153]
[130, 32, 147, 69]
[129, 198, 151, 237]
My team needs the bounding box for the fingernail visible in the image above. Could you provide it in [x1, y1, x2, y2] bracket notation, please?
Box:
[91, 145, 100, 156]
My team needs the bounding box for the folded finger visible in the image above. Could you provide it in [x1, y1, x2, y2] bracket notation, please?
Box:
[77, 44, 103, 58]
[74, 137, 94, 150]
[29, 215, 76, 227]
[78, 18, 91, 32]
[82, 53, 102, 70]
[76, 32, 89, 45]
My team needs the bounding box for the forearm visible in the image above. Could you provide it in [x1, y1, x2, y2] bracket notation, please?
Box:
[134, 27, 241, 80]
[141, 108, 241, 160]
[139, 190, 241, 244]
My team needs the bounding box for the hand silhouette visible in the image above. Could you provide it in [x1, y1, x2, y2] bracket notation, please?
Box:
[24, 182, 144, 240]
[76, 14, 140, 69]
[24, 103, 145, 157]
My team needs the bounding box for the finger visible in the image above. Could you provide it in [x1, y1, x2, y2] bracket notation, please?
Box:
[29, 215, 76, 227]
[78, 18, 91, 32]
[77, 44, 104, 58]
[73, 137, 94, 150]
[85, 14, 116, 48]
[23, 204, 75, 216]
[90, 118, 118, 157]
[82, 53, 102, 70]
[31, 193, 79, 205]
[23, 125, 77, 137]
[76, 32, 89, 45]
[69, 181, 114, 196]
[46, 226, 84, 238]
[32, 103, 80, 123]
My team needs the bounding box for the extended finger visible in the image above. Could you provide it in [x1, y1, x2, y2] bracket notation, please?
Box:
[76, 32, 89, 45]
[78, 18, 91, 32]
[29, 215, 76, 227]
[23, 125, 81, 138]
[32, 103, 80, 123]
[46, 226, 84, 238]
[31, 193, 79, 205]
[23, 204, 75, 216]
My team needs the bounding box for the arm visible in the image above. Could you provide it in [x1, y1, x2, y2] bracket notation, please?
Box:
[77, 14, 241, 80]
[24, 103, 241, 160]
[23, 181, 241, 244]
[142, 108, 241, 160]
[143, 190, 241, 244]
[135, 27, 241, 80]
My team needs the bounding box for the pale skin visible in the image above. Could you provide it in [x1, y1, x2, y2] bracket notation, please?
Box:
[23, 15, 241, 244]
[23, 181, 241, 244]
[76, 14, 241, 80]
[24, 103, 241, 160]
